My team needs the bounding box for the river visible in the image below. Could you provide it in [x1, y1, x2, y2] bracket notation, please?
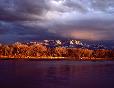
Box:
[0, 60, 114, 88]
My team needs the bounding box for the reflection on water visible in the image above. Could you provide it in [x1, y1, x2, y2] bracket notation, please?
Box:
[0, 60, 114, 88]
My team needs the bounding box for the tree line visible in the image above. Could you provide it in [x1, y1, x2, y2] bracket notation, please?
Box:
[0, 43, 114, 60]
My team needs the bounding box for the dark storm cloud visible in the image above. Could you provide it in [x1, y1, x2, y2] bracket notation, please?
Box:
[0, 21, 66, 43]
[0, 0, 48, 21]
[48, 19, 114, 40]
[0, 0, 114, 42]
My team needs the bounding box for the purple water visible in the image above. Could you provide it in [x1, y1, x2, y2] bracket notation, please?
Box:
[0, 60, 114, 88]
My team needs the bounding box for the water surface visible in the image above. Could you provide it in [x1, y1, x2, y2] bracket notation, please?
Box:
[0, 60, 114, 88]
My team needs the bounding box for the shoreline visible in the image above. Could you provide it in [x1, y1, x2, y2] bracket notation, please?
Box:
[0, 56, 113, 61]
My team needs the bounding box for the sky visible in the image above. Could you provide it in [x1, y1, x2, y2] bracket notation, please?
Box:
[0, 0, 114, 42]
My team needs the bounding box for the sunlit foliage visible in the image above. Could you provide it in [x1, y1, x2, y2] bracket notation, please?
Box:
[0, 42, 113, 60]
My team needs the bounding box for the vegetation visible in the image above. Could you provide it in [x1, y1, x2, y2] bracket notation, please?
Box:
[0, 42, 113, 60]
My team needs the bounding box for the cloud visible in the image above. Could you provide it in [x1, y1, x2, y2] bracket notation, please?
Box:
[46, 18, 114, 40]
[0, 0, 48, 21]
[0, 0, 114, 42]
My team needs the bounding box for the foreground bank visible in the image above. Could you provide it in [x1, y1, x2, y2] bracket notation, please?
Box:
[0, 56, 113, 61]
[0, 43, 114, 60]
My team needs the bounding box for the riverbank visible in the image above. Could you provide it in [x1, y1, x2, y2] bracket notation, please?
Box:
[0, 56, 113, 61]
